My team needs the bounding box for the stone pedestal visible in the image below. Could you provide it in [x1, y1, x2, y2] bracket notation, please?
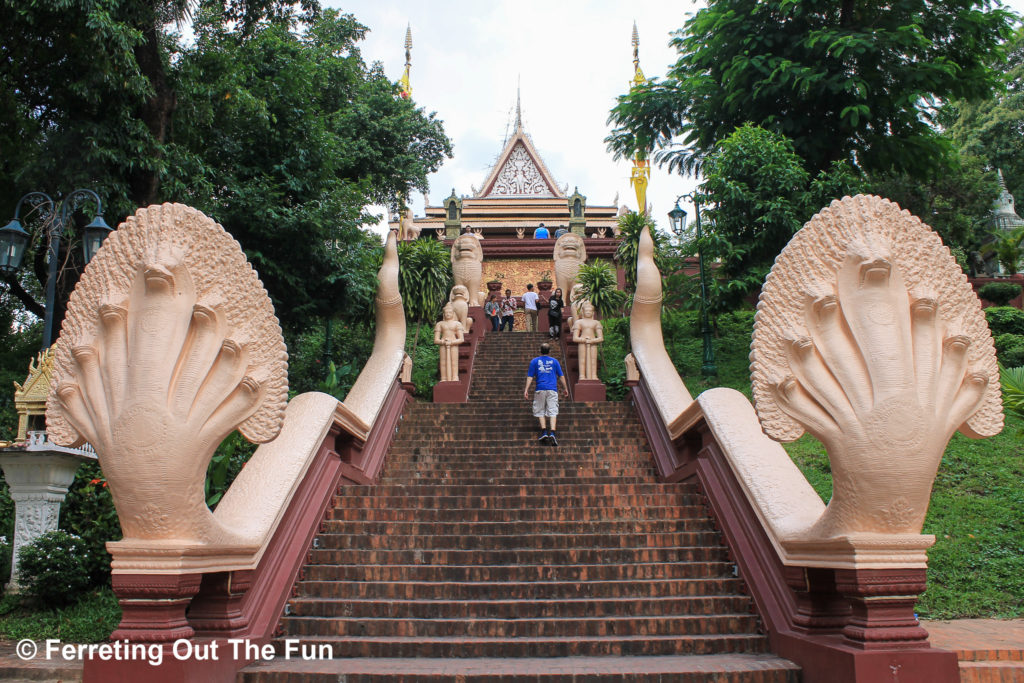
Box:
[572, 379, 606, 402]
[0, 445, 96, 589]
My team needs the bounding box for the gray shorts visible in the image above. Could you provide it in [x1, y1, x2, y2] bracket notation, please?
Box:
[532, 390, 559, 417]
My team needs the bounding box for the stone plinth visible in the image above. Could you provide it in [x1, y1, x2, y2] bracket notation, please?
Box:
[0, 437, 96, 589]
[572, 379, 606, 402]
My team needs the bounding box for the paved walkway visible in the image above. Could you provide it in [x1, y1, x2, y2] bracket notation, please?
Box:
[0, 620, 1019, 681]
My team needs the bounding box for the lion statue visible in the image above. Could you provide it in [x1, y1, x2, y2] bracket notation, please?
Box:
[450, 233, 483, 306]
[554, 232, 587, 299]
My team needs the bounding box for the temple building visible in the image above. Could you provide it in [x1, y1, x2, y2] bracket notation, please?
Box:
[390, 98, 625, 299]
[991, 168, 1024, 233]
[395, 107, 621, 241]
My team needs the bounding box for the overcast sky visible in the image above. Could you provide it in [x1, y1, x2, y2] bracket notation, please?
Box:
[326, 1, 1024, 239]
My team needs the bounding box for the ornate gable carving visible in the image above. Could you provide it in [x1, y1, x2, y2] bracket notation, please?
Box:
[488, 143, 555, 197]
[14, 349, 55, 407]
[479, 124, 563, 199]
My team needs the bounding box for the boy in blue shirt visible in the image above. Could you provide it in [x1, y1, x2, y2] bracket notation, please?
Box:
[523, 343, 570, 445]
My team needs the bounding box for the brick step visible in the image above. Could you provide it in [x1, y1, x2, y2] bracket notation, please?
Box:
[388, 440, 648, 450]
[265, 634, 770, 658]
[286, 595, 753, 619]
[383, 464, 656, 474]
[308, 546, 727, 567]
[327, 505, 711, 523]
[381, 462, 653, 473]
[381, 468, 656, 477]
[293, 577, 748, 601]
[319, 518, 716, 537]
[382, 450, 652, 461]
[337, 483, 690, 497]
[281, 613, 761, 638]
[302, 561, 736, 583]
[312, 531, 720, 551]
[383, 453, 651, 464]
[399, 402, 633, 413]
[332, 493, 697, 509]
[394, 421, 635, 429]
[383, 475, 657, 485]
[238, 653, 800, 683]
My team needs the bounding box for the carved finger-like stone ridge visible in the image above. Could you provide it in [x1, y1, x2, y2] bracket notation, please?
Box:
[46, 203, 288, 448]
[751, 194, 1001, 442]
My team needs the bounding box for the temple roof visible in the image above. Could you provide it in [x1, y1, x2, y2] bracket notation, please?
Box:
[993, 169, 1024, 232]
[393, 95, 621, 240]
[477, 123, 564, 199]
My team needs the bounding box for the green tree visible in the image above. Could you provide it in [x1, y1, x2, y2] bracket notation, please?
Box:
[696, 125, 861, 311]
[606, 1, 1017, 178]
[866, 154, 1000, 258]
[613, 212, 669, 291]
[941, 27, 1024, 203]
[0, 3, 451, 335]
[165, 9, 450, 331]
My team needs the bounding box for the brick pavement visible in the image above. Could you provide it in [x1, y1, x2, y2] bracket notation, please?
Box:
[923, 619, 1024, 682]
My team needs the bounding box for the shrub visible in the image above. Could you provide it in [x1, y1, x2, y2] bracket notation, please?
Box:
[17, 530, 92, 607]
[985, 307, 1024, 337]
[577, 259, 628, 318]
[979, 282, 1022, 307]
[59, 463, 121, 587]
[1001, 365, 1024, 423]
[407, 323, 439, 399]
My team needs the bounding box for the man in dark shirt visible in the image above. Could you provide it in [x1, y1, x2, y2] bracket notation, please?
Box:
[523, 343, 569, 445]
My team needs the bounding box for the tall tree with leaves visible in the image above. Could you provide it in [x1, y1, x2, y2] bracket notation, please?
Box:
[0, 2, 452, 335]
[606, 1, 1017, 178]
[613, 212, 669, 291]
[696, 124, 863, 311]
[166, 8, 451, 330]
[867, 154, 1000, 266]
[941, 26, 1024, 203]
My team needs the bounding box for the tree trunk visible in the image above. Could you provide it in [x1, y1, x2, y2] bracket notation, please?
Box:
[129, 19, 177, 208]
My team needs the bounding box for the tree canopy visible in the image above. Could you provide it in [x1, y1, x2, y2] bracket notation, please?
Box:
[941, 26, 1024, 203]
[696, 124, 862, 311]
[0, 1, 451, 334]
[607, 1, 1018, 178]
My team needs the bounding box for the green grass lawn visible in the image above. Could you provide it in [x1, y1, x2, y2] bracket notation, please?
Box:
[0, 587, 119, 642]
[660, 309, 1024, 619]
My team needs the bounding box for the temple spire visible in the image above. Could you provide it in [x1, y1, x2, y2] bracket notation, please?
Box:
[631, 21, 645, 87]
[515, 78, 522, 131]
[629, 22, 649, 215]
[400, 24, 412, 98]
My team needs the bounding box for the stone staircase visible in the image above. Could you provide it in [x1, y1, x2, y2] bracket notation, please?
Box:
[238, 331, 799, 681]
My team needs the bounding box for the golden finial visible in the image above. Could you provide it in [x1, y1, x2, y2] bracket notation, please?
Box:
[515, 78, 522, 131]
[630, 22, 649, 214]
[400, 23, 412, 98]
[632, 21, 645, 88]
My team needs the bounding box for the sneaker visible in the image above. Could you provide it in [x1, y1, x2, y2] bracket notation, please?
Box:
[538, 431, 550, 444]
[548, 431, 558, 447]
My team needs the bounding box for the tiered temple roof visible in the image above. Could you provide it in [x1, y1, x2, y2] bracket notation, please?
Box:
[393, 111, 621, 241]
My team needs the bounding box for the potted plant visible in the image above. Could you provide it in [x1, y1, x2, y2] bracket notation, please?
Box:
[537, 270, 553, 293]
[487, 272, 505, 294]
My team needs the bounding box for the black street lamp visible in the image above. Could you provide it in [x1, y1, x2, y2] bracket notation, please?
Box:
[669, 195, 716, 377]
[0, 189, 112, 348]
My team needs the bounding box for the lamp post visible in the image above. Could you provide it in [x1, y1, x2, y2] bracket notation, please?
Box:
[0, 189, 112, 349]
[668, 195, 716, 377]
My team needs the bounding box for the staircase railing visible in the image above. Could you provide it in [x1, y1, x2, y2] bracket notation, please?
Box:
[44, 208, 412, 683]
[626, 197, 1004, 683]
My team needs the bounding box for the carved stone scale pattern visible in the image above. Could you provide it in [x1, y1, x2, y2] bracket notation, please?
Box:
[489, 144, 554, 197]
